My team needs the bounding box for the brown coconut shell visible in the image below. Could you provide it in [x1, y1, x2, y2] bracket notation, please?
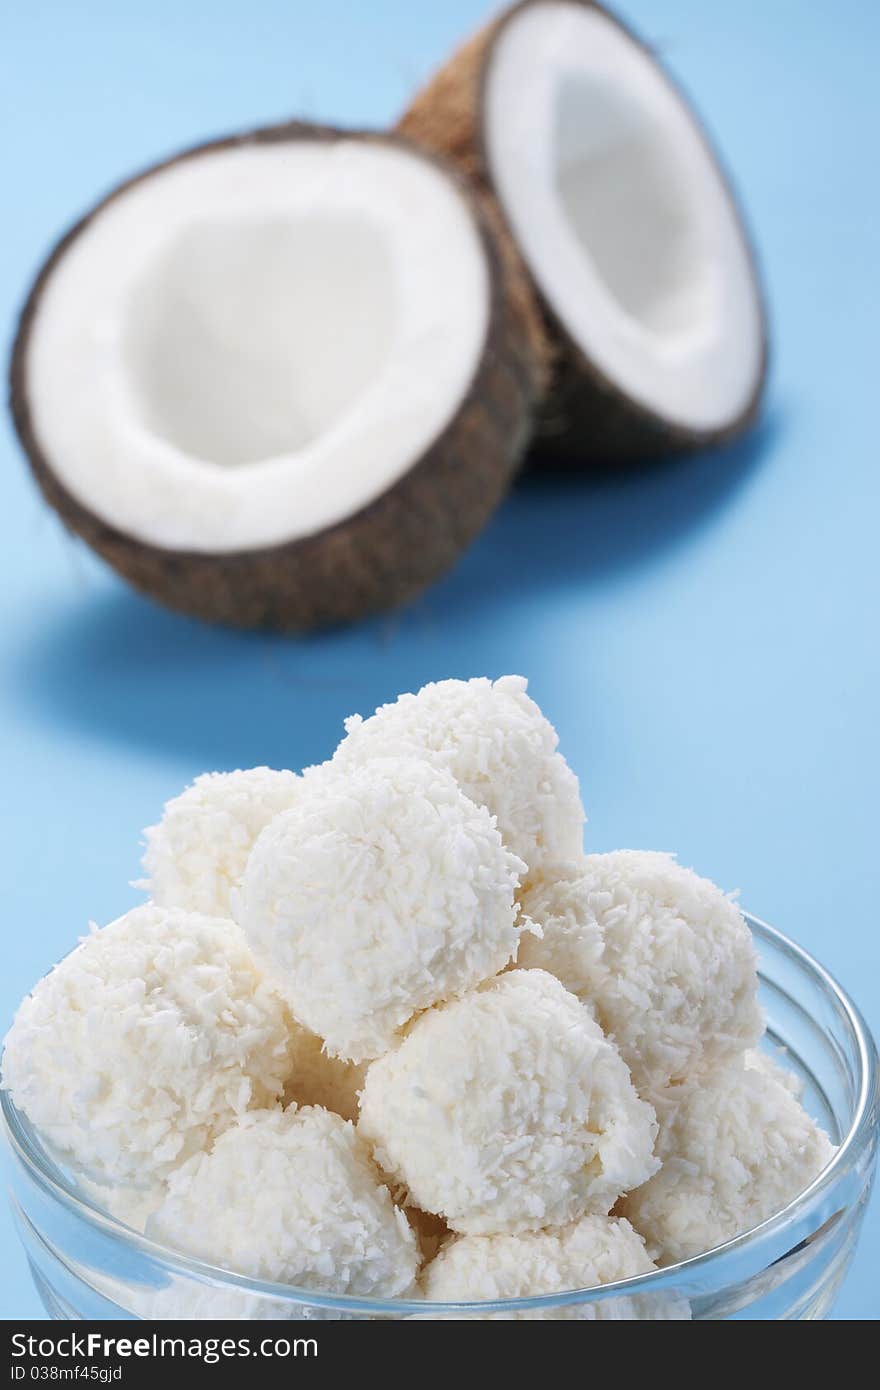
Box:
[9, 124, 543, 631]
[399, 0, 769, 467]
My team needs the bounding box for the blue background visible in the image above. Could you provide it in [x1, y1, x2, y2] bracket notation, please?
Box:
[1, 0, 877, 1319]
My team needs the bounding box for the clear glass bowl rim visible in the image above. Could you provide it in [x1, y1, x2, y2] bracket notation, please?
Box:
[2, 912, 878, 1317]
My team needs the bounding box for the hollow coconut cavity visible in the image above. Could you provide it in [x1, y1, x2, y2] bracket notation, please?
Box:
[10, 124, 541, 629]
[400, 0, 767, 465]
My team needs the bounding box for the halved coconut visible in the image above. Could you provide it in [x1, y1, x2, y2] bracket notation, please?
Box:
[10, 124, 541, 629]
[400, 0, 768, 465]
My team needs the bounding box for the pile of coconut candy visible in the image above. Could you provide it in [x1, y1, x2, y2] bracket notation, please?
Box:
[3, 678, 832, 1319]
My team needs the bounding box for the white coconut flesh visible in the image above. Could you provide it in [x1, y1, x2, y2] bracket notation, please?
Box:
[483, 2, 764, 431]
[24, 140, 490, 553]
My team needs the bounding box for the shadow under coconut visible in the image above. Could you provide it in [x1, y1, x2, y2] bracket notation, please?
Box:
[414, 408, 781, 630]
[11, 410, 780, 769]
[10, 593, 371, 773]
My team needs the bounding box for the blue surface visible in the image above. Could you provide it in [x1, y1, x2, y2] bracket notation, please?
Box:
[1, 0, 878, 1321]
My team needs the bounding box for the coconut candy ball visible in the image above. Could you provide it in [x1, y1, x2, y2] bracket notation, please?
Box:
[419, 1214, 687, 1320]
[332, 675, 585, 879]
[1, 905, 291, 1188]
[236, 756, 526, 1062]
[620, 1054, 835, 1265]
[142, 767, 303, 919]
[358, 969, 658, 1235]
[147, 1107, 420, 1298]
[518, 851, 762, 1093]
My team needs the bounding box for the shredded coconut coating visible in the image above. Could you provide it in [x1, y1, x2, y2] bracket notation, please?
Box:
[744, 1045, 803, 1096]
[133, 1285, 311, 1321]
[1, 905, 291, 1187]
[147, 1107, 420, 1297]
[284, 1028, 365, 1123]
[358, 970, 658, 1235]
[142, 768, 302, 918]
[518, 851, 762, 1093]
[419, 1214, 686, 1319]
[332, 676, 585, 879]
[132, 1286, 301, 1321]
[620, 1055, 835, 1265]
[236, 757, 526, 1062]
[78, 1177, 165, 1235]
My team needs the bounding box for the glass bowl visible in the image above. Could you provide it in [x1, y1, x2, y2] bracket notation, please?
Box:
[2, 914, 878, 1321]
